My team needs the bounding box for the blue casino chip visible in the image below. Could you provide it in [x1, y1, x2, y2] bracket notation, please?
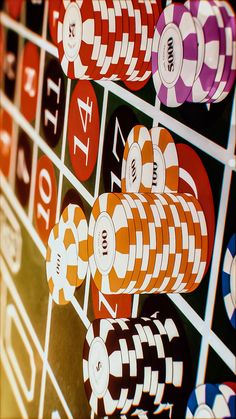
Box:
[222, 234, 236, 329]
[186, 383, 232, 418]
[217, 383, 236, 419]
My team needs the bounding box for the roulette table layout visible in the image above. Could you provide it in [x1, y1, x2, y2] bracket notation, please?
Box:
[0, 0, 235, 418]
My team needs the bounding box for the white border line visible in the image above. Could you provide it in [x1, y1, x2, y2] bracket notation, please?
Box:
[55, 78, 71, 222]
[0, 12, 58, 58]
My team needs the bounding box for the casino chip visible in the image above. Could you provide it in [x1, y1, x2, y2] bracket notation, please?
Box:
[46, 204, 88, 304]
[88, 193, 135, 294]
[152, 1, 236, 106]
[149, 127, 179, 193]
[211, 1, 236, 103]
[83, 316, 185, 417]
[152, 3, 198, 107]
[176, 143, 214, 275]
[56, 0, 159, 81]
[121, 125, 154, 193]
[222, 234, 236, 329]
[57, 0, 96, 79]
[186, 383, 233, 418]
[218, 383, 236, 419]
[83, 318, 127, 416]
[184, 0, 220, 103]
[46, 223, 76, 305]
[60, 204, 88, 286]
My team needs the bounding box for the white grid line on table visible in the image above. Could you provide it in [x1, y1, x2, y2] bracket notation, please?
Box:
[131, 294, 140, 318]
[94, 86, 109, 199]
[38, 295, 53, 419]
[55, 77, 71, 222]
[169, 294, 235, 375]
[0, 91, 95, 207]
[71, 296, 90, 329]
[31, 6, 52, 416]
[152, 91, 162, 127]
[196, 104, 236, 384]
[196, 166, 233, 385]
[28, 1, 48, 223]
[0, 257, 74, 419]
[227, 88, 236, 155]
[0, 11, 58, 58]
[36, 9, 54, 406]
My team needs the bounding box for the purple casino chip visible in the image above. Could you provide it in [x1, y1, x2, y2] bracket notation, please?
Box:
[151, 3, 198, 108]
[185, 0, 220, 103]
[201, 0, 227, 103]
[212, 1, 236, 103]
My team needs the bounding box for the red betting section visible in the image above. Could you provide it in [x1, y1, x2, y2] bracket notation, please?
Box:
[177, 143, 216, 274]
[91, 281, 132, 319]
[0, 109, 12, 178]
[34, 155, 57, 244]
[20, 42, 40, 123]
[68, 80, 100, 181]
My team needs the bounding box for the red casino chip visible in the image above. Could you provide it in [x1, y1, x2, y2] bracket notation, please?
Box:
[91, 280, 132, 319]
[34, 155, 57, 244]
[48, 0, 61, 45]
[68, 80, 100, 181]
[0, 109, 13, 178]
[6, 0, 23, 20]
[176, 144, 215, 275]
[20, 42, 40, 123]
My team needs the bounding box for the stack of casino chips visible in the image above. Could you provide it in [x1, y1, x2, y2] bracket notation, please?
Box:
[88, 125, 208, 295]
[152, 1, 236, 107]
[83, 315, 185, 417]
[46, 204, 89, 305]
[56, 0, 161, 81]
[88, 191, 208, 295]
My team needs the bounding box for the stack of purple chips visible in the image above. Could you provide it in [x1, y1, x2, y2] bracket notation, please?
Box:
[152, 0, 236, 107]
